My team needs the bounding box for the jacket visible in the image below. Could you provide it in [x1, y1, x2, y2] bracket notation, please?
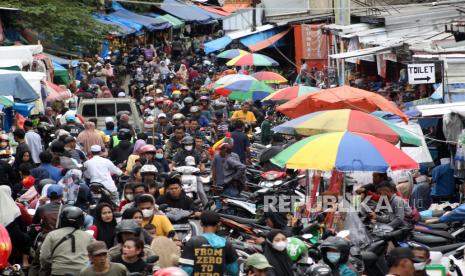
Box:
[39, 226, 93, 275]
[110, 140, 134, 165]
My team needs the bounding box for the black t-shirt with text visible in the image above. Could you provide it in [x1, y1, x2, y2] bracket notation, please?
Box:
[180, 235, 237, 276]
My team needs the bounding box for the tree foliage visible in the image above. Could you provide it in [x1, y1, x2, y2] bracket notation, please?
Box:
[1, 0, 114, 53]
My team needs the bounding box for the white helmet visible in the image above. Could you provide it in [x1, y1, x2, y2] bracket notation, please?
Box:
[140, 164, 158, 174]
[173, 113, 185, 120]
[189, 106, 200, 113]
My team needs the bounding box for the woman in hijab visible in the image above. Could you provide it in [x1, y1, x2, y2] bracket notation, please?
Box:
[126, 139, 147, 173]
[159, 61, 171, 76]
[0, 186, 31, 266]
[98, 86, 113, 98]
[262, 229, 293, 276]
[89, 203, 117, 248]
[176, 64, 188, 84]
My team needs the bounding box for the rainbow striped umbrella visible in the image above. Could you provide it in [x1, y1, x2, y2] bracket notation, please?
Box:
[227, 53, 279, 66]
[262, 85, 319, 103]
[212, 74, 257, 89]
[252, 71, 287, 84]
[271, 132, 418, 172]
[217, 49, 249, 59]
[216, 79, 274, 101]
[273, 109, 421, 146]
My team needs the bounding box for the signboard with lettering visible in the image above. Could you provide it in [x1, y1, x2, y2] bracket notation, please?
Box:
[408, 63, 436, 84]
[301, 24, 328, 60]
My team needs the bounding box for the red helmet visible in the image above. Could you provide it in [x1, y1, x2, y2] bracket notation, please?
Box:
[156, 97, 165, 104]
[140, 144, 156, 153]
[153, 267, 188, 276]
[164, 99, 173, 106]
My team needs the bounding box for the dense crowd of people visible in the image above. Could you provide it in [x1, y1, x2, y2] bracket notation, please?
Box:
[0, 39, 448, 276]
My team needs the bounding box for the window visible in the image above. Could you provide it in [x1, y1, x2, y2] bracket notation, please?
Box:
[82, 104, 96, 117]
[96, 104, 116, 117]
[116, 103, 132, 114]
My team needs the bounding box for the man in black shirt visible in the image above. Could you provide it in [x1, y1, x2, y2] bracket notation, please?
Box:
[61, 114, 84, 137]
[180, 211, 239, 276]
[156, 177, 197, 213]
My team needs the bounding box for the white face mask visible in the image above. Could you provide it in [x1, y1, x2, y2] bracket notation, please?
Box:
[272, 241, 287, 252]
[155, 153, 164, 159]
[125, 194, 134, 201]
[184, 145, 193, 151]
[414, 262, 426, 271]
[326, 252, 341, 264]
[141, 208, 154, 218]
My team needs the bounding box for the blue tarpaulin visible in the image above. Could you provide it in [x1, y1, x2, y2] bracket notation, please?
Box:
[240, 28, 286, 49]
[110, 9, 171, 31]
[0, 74, 39, 102]
[204, 36, 232, 54]
[47, 54, 79, 68]
[160, 0, 217, 24]
[14, 103, 34, 117]
[93, 15, 136, 36]
[99, 13, 144, 33]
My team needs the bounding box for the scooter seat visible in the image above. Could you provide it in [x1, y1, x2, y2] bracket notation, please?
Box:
[429, 242, 465, 254]
[425, 223, 449, 230]
[411, 232, 451, 247]
[414, 228, 454, 240]
[219, 213, 261, 225]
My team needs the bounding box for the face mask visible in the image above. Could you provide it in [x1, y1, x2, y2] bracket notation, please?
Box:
[92, 193, 102, 199]
[141, 208, 154, 218]
[155, 153, 164, 159]
[272, 241, 287, 251]
[414, 262, 426, 271]
[184, 145, 193, 151]
[326, 252, 340, 264]
[125, 194, 134, 201]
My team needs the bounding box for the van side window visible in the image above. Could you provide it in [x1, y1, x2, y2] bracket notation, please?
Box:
[97, 104, 116, 117]
[82, 105, 96, 117]
[117, 103, 132, 115]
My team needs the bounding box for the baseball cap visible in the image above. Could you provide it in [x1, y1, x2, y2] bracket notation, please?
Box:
[246, 253, 272, 270]
[105, 117, 114, 123]
[118, 92, 126, 97]
[65, 114, 76, 122]
[87, 240, 108, 256]
[47, 184, 63, 198]
[24, 120, 33, 127]
[90, 145, 102, 153]
[387, 247, 422, 266]
[158, 113, 167, 119]
[64, 136, 76, 144]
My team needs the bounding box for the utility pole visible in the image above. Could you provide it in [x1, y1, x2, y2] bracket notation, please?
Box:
[252, 0, 257, 31]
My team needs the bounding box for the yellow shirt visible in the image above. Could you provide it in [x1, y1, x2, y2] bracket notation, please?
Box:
[231, 110, 256, 124]
[142, 214, 174, 237]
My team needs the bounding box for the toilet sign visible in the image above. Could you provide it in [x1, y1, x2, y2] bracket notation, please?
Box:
[407, 63, 436, 84]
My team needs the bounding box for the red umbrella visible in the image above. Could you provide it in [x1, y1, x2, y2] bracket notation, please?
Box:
[252, 71, 287, 83]
[276, 85, 408, 123]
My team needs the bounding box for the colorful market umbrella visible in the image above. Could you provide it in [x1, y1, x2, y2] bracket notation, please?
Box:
[271, 132, 418, 172]
[262, 85, 319, 103]
[227, 53, 279, 66]
[252, 71, 287, 84]
[216, 79, 274, 101]
[217, 49, 249, 59]
[273, 109, 422, 146]
[213, 74, 257, 89]
[276, 85, 409, 123]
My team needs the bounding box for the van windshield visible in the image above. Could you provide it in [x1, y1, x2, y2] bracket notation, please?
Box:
[97, 104, 116, 117]
[117, 103, 132, 115]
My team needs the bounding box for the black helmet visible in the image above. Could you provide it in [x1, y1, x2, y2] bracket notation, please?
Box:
[306, 264, 334, 276]
[320, 236, 351, 265]
[115, 219, 141, 243]
[60, 206, 85, 229]
[118, 128, 132, 141]
[34, 178, 56, 195]
[181, 136, 194, 145]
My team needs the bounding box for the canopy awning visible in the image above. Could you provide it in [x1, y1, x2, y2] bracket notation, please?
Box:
[329, 44, 401, 59]
[221, 3, 250, 13]
[240, 28, 290, 52]
[0, 73, 40, 102]
[159, 14, 185, 29]
[46, 53, 79, 67]
[99, 13, 144, 32]
[204, 36, 233, 54]
[160, 0, 217, 24]
[197, 4, 231, 16]
[110, 9, 171, 31]
[93, 15, 136, 36]
[0, 45, 43, 69]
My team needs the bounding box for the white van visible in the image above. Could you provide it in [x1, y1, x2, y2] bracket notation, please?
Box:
[77, 98, 142, 131]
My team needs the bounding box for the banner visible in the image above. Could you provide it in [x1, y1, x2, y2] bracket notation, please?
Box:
[301, 24, 328, 60]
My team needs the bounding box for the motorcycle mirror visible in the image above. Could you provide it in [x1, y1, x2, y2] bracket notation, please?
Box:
[145, 255, 159, 264]
[337, 230, 350, 239]
[158, 204, 169, 211]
